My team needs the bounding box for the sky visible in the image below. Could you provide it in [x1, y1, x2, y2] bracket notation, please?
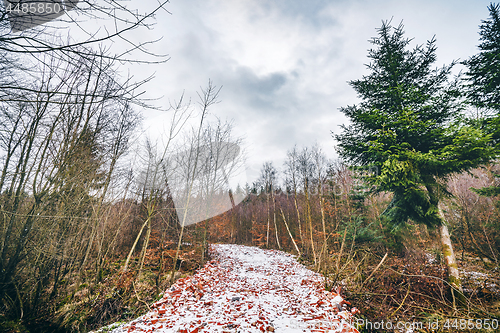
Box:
[55, 0, 497, 184]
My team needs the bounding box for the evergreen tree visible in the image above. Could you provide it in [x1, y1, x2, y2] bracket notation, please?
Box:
[335, 21, 493, 294]
[464, 3, 500, 197]
[464, 3, 500, 114]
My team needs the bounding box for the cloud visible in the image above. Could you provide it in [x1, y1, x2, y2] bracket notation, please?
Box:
[221, 67, 288, 110]
[137, 0, 494, 182]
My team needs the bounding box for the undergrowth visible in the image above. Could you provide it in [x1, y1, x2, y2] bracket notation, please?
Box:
[317, 223, 500, 333]
[0, 242, 205, 333]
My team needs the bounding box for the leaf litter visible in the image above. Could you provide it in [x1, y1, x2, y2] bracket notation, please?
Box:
[103, 244, 360, 333]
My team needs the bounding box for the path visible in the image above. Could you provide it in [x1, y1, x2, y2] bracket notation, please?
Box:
[107, 244, 360, 333]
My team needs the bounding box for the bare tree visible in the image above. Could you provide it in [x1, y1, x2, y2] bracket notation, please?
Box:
[0, 41, 143, 320]
[195, 119, 245, 261]
[122, 95, 192, 274]
[311, 144, 329, 270]
[284, 146, 304, 248]
[297, 147, 317, 264]
[0, 0, 171, 62]
[168, 81, 226, 284]
[258, 161, 279, 248]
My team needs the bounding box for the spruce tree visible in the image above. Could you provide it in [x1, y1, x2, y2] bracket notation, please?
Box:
[464, 3, 500, 197]
[464, 3, 500, 114]
[335, 21, 493, 295]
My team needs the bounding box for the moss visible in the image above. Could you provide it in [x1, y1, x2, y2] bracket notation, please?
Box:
[448, 275, 461, 285]
[442, 244, 453, 257]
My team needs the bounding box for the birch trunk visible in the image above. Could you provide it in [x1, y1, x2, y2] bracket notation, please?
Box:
[272, 190, 281, 249]
[266, 193, 270, 248]
[280, 208, 300, 257]
[304, 180, 316, 265]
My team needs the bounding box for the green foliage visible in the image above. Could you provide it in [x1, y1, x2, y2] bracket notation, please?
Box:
[463, 3, 500, 113]
[472, 182, 500, 197]
[335, 21, 494, 227]
[465, 3, 500, 198]
[0, 319, 29, 333]
[346, 216, 385, 245]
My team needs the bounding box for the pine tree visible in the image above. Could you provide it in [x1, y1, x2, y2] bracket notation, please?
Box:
[464, 3, 500, 114]
[464, 3, 500, 197]
[335, 21, 493, 295]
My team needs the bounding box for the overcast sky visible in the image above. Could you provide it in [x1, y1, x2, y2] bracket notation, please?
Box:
[115, 0, 494, 183]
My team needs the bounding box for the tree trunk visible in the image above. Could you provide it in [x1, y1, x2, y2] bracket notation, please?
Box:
[280, 208, 300, 257]
[201, 219, 209, 264]
[318, 193, 327, 271]
[439, 223, 462, 293]
[272, 190, 281, 249]
[435, 206, 466, 307]
[266, 192, 270, 248]
[293, 192, 303, 247]
[304, 180, 316, 265]
[426, 181, 464, 302]
[439, 221, 467, 307]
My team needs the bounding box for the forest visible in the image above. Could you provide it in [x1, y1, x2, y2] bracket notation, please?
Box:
[0, 1, 499, 332]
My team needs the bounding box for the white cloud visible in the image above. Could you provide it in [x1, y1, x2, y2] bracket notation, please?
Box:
[131, 0, 494, 182]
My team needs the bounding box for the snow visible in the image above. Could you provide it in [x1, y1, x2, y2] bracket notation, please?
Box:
[103, 244, 359, 333]
[459, 268, 500, 295]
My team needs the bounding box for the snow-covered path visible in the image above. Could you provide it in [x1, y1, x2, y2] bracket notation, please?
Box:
[109, 244, 359, 333]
